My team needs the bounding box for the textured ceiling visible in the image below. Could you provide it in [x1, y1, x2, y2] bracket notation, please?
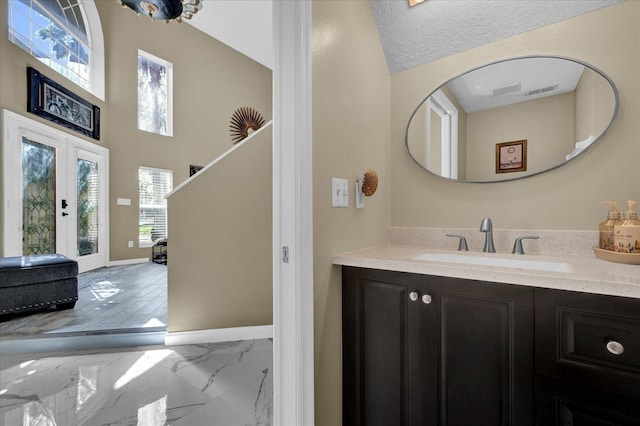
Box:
[184, 0, 622, 74]
[369, 0, 623, 74]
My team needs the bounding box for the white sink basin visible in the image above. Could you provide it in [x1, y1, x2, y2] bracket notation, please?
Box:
[413, 252, 572, 273]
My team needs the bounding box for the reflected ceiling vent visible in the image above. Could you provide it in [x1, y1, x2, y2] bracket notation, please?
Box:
[492, 83, 521, 97]
[525, 84, 559, 96]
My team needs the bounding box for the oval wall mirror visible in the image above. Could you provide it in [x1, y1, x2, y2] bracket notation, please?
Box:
[405, 56, 619, 183]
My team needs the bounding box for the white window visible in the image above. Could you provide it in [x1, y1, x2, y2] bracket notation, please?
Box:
[138, 50, 173, 137]
[7, 0, 105, 100]
[138, 167, 173, 247]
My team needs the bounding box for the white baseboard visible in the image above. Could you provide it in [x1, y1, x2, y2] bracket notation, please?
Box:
[107, 258, 150, 267]
[164, 325, 273, 346]
[0, 329, 166, 355]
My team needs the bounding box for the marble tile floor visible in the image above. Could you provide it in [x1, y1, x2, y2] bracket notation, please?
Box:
[0, 262, 167, 338]
[0, 339, 272, 425]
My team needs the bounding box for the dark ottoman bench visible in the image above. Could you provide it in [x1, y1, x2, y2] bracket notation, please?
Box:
[0, 254, 78, 316]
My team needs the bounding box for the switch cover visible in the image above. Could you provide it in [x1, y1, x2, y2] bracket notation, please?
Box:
[332, 178, 349, 208]
[355, 176, 365, 209]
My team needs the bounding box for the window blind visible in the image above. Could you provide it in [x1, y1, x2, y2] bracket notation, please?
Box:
[139, 167, 173, 246]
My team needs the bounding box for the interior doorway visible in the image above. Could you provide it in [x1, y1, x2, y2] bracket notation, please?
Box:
[2, 110, 109, 273]
[1, 110, 168, 342]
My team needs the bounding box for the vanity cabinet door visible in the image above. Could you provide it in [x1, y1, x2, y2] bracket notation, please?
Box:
[342, 267, 534, 425]
[342, 267, 436, 426]
[429, 276, 535, 426]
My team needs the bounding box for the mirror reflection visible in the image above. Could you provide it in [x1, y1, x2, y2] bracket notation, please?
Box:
[406, 56, 618, 182]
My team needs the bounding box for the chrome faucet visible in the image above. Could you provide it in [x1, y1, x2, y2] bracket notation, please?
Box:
[479, 217, 495, 253]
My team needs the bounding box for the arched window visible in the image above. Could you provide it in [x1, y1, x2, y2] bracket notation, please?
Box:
[7, 0, 105, 100]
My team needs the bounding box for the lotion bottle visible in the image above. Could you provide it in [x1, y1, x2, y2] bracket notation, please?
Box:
[599, 201, 622, 250]
[613, 200, 640, 253]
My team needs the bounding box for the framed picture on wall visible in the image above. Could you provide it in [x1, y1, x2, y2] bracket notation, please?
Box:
[496, 139, 527, 173]
[27, 67, 100, 140]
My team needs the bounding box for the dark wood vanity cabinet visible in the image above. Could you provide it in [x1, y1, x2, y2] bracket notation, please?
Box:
[342, 267, 640, 425]
[342, 266, 534, 426]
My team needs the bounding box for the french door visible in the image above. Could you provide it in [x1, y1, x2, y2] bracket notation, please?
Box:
[3, 110, 109, 273]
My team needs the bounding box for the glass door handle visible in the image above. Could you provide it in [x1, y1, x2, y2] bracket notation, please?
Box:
[61, 199, 68, 209]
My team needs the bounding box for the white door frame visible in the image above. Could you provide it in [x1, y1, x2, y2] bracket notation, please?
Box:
[426, 90, 458, 179]
[2, 109, 110, 272]
[273, 1, 315, 425]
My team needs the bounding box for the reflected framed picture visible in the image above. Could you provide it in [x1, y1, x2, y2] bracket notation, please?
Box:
[496, 139, 527, 174]
[189, 165, 203, 177]
[27, 67, 100, 140]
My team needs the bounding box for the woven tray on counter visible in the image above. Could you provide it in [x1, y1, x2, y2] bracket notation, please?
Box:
[593, 247, 640, 265]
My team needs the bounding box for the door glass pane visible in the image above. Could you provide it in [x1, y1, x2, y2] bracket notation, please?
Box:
[77, 158, 99, 256]
[22, 137, 56, 255]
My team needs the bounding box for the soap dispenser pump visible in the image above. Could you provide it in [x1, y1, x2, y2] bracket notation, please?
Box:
[613, 200, 640, 253]
[599, 200, 622, 250]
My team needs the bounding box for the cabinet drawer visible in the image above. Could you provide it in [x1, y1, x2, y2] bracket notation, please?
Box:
[559, 308, 640, 374]
[535, 375, 640, 424]
[536, 288, 640, 398]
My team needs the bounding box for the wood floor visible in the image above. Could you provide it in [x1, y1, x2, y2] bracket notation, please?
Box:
[0, 262, 166, 338]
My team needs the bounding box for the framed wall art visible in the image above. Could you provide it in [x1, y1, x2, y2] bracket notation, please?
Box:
[27, 67, 100, 140]
[496, 139, 527, 174]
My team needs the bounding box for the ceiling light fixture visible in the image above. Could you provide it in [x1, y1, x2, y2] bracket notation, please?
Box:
[408, 0, 427, 7]
[119, 0, 202, 23]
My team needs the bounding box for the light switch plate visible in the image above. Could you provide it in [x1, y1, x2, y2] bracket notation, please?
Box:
[356, 176, 365, 209]
[332, 178, 349, 208]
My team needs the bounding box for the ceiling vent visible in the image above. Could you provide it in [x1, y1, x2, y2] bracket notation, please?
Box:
[526, 84, 559, 96]
[492, 83, 521, 97]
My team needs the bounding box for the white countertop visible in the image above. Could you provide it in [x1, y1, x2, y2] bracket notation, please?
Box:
[333, 245, 640, 299]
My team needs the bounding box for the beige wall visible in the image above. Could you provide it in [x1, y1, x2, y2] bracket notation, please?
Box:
[166, 127, 272, 332]
[391, 1, 639, 230]
[575, 66, 617, 142]
[0, 3, 272, 260]
[466, 92, 575, 181]
[407, 101, 427, 167]
[98, 3, 272, 261]
[312, 1, 391, 424]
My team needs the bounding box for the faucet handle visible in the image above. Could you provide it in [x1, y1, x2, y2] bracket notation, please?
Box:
[446, 234, 469, 251]
[512, 236, 539, 255]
